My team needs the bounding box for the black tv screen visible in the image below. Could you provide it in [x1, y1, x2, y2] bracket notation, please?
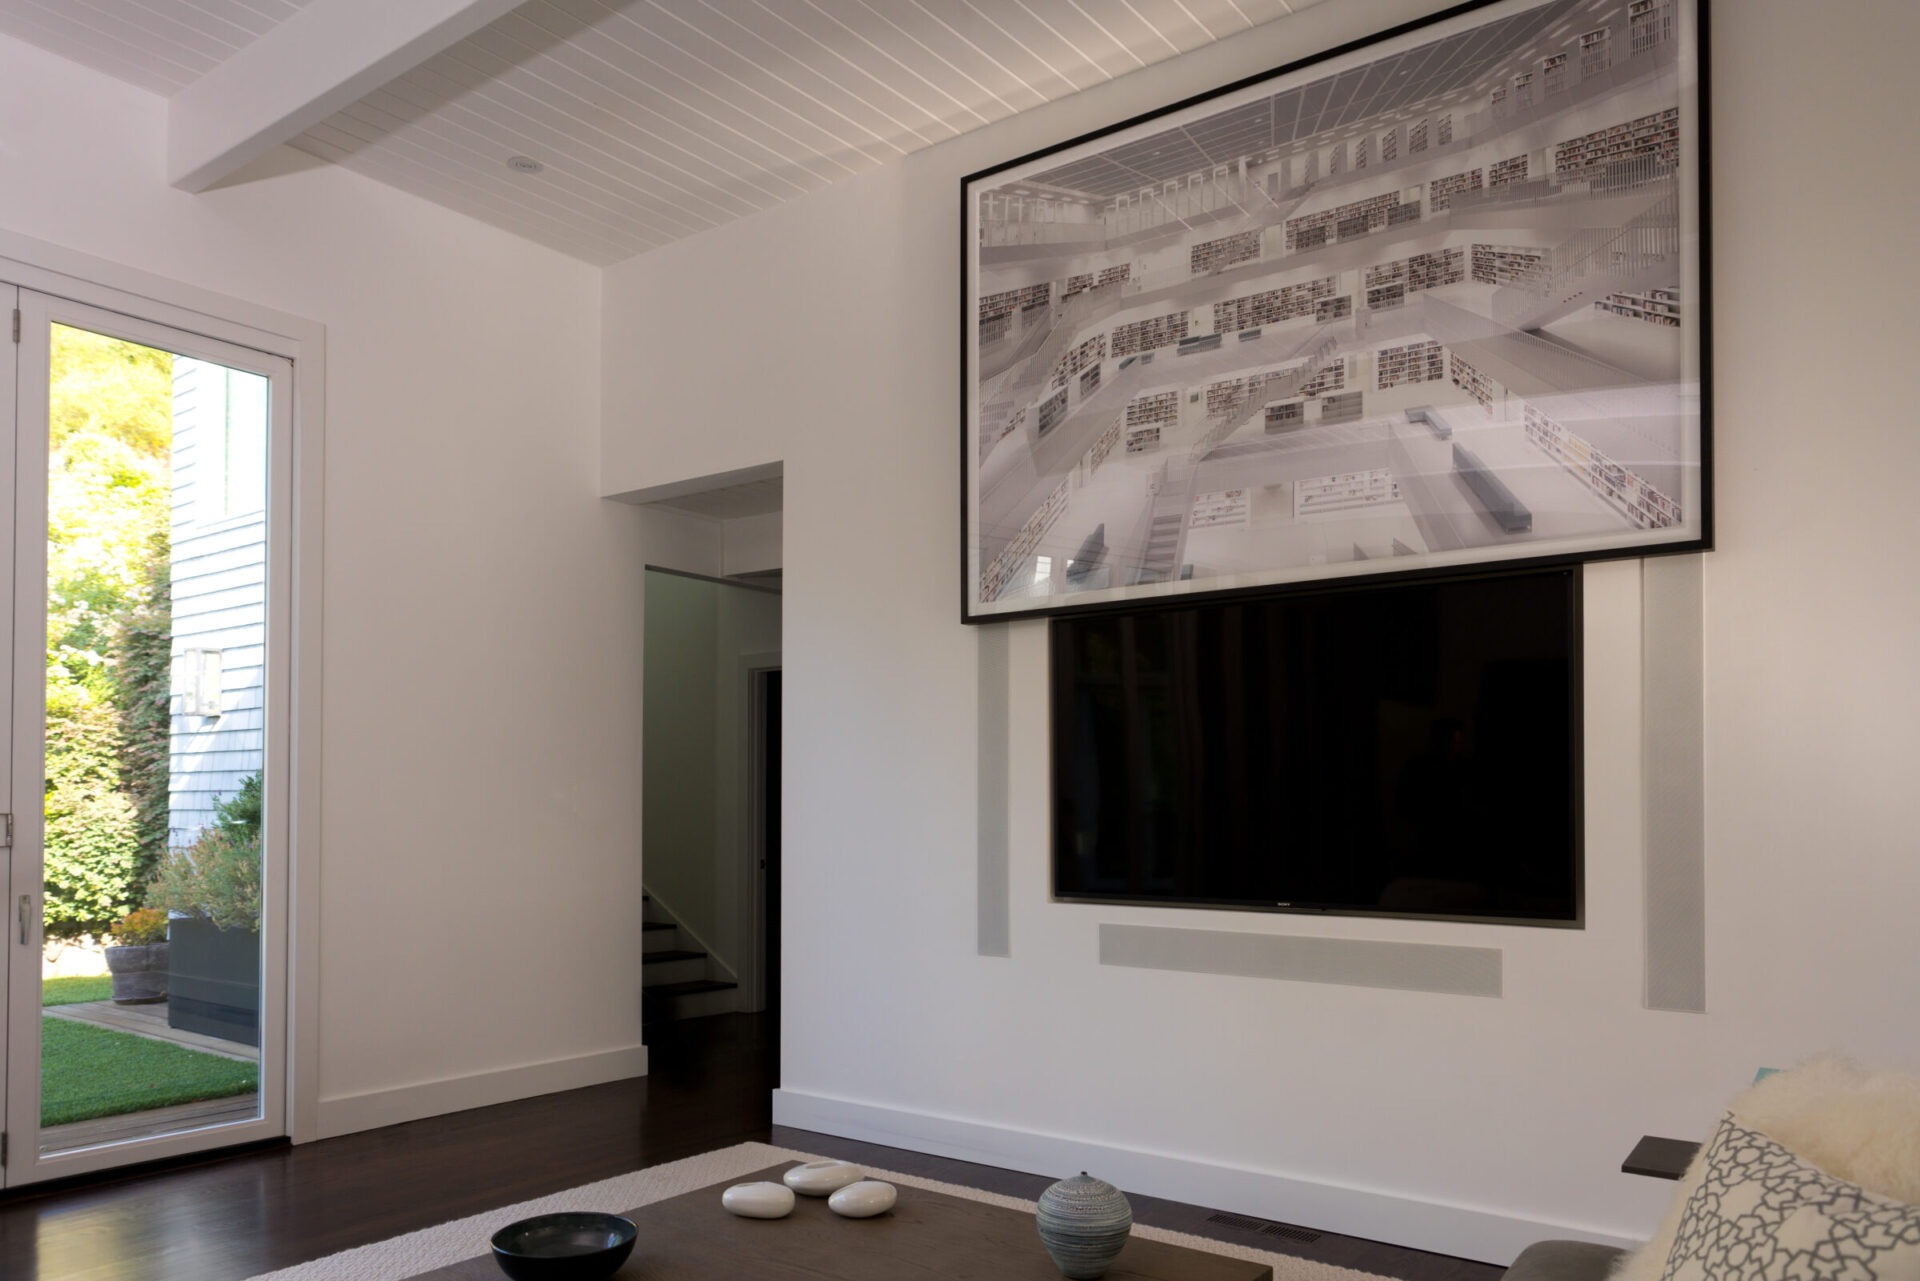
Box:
[1051, 568, 1581, 925]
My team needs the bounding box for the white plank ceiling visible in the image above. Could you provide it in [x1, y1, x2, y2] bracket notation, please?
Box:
[0, 0, 315, 95]
[0, 0, 1320, 265]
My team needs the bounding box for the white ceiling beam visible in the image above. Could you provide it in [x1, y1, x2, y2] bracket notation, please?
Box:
[168, 0, 527, 193]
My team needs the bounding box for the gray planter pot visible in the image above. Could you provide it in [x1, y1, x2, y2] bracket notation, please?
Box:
[166, 919, 260, 1047]
[105, 942, 170, 1004]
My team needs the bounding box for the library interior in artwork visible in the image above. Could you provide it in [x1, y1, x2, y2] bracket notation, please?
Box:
[974, 0, 1692, 611]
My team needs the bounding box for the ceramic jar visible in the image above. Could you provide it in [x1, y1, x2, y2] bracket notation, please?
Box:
[1035, 1172, 1132, 1279]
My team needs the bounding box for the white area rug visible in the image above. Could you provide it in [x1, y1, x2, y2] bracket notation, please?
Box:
[245, 1140, 1395, 1281]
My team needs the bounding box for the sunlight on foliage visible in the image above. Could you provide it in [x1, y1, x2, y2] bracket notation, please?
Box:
[43, 325, 173, 938]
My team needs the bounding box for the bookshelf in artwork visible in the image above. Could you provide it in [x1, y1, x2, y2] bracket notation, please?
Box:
[1554, 108, 1680, 175]
[1080, 365, 1102, 397]
[1191, 230, 1261, 274]
[1111, 312, 1190, 357]
[1630, 0, 1674, 56]
[1367, 249, 1465, 294]
[1320, 391, 1364, 425]
[1127, 390, 1179, 428]
[1437, 114, 1453, 146]
[1596, 287, 1679, 326]
[1472, 244, 1547, 285]
[1490, 155, 1530, 187]
[1410, 118, 1429, 154]
[1265, 399, 1304, 432]
[1294, 468, 1401, 518]
[979, 282, 1050, 322]
[1316, 294, 1353, 322]
[1376, 340, 1445, 389]
[1525, 404, 1681, 529]
[1381, 129, 1397, 163]
[1052, 334, 1107, 388]
[1368, 282, 1406, 311]
[1098, 264, 1132, 288]
[1214, 276, 1340, 332]
[1035, 387, 1070, 436]
[1287, 192, 1402, 251]
[1429, 168, 1484, 212]
[1206, 373, 1279, 415]
[1543, 53, 1568, 97]
[1190, 489, 1250, 528]
[1449, 352, 1496, 413]
[1580, 27, 1612, 78]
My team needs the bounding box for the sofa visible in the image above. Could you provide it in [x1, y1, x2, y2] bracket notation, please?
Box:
[1500, 1058, 1920, 1281]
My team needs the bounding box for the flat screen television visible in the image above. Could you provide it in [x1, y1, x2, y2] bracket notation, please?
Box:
[1050, 567, 1582, 926]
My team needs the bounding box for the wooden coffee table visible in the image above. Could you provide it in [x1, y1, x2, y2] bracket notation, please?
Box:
[410, 1162, 1272, 1280]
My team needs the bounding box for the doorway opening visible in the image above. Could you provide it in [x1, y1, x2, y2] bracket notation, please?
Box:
[640, 566, 780, 1084]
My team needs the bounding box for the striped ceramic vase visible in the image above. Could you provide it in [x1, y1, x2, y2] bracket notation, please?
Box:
[1035, 1172, 1133, 1279]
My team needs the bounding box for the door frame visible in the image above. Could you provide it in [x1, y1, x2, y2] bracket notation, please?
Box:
[0, 229, 326, 1157]
[735, 655, 780, 1014]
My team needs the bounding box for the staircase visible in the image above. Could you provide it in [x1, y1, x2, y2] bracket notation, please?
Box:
[640, 894, 738, 1026]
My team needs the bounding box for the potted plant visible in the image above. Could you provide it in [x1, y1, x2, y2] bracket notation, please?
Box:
[146, 775, 262, 1046]
[104, 907, 169, 1004]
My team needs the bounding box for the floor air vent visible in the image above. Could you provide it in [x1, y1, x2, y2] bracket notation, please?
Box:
[1260, 1223, 1323, 1245]
[1205, 1211, 1267, 1232]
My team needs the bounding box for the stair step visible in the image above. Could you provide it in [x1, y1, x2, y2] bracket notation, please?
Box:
[641, 921, 675, 932]
[643, 979, 736, 1000]
[642, 949, 706, 965]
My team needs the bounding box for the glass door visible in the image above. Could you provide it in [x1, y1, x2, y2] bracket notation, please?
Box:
[2, 289, 292, 1186]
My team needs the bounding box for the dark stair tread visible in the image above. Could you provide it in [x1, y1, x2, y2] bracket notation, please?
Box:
[643, 979, 738, 999]
[642, 949, 707, 964]
[641, 921, 675, 932]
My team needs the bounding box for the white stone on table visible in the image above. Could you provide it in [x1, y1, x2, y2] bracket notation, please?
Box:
[827, 1180, 897, 1219]
[721, 1181, 796, 1219]
[784, 1160, 866, 1196]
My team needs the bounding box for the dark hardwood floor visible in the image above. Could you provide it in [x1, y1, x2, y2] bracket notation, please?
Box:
[0, 1014, 1501, 1281]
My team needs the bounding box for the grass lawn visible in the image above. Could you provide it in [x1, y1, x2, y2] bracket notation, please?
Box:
[42, 974, 113, 1007]
[41, 1017, 257, 1127]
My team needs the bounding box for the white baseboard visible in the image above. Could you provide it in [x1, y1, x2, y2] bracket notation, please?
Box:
[771, 1088, 1640, 1267]
[316, 1044, 649, 1140]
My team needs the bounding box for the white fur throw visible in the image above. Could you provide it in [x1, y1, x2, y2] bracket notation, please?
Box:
[1611, 1056, 1920, 1281]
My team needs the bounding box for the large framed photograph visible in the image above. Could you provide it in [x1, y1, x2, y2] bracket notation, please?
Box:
[962, 0, 1708, 623]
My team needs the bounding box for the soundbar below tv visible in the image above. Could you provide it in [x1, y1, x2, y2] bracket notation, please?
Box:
[1050, 567, 1582, 927]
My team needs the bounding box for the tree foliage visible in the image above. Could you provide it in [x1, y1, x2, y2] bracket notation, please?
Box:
[112, 546, 173, 893]
[146, 775, 261, 932]
[42, 324, 173, 939]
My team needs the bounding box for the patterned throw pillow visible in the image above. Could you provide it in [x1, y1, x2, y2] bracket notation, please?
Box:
[1661, 1114, 1920, 1281]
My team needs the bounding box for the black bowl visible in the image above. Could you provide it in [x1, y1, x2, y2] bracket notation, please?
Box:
[490, 1211, 637, 1281]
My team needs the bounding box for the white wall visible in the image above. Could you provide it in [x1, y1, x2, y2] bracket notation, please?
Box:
[600, 0, 1920, 1263]
[0, 31, 725, 1136]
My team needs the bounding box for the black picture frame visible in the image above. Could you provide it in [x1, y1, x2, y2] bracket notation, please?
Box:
[962, 0, 1710, 624]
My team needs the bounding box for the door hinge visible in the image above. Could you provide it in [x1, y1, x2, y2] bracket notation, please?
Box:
[1, 814, 11, 849]
[11, 308, 19, 344]
[2, 1131, 8, 1167]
